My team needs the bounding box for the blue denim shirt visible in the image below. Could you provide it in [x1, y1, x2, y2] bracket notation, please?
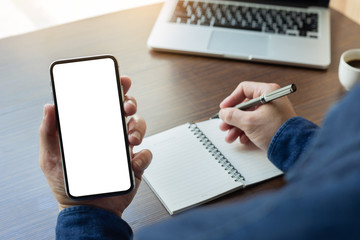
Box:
[56, 83, 360, 239]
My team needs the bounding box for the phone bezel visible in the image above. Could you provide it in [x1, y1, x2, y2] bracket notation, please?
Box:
[49, 55, 134, 200]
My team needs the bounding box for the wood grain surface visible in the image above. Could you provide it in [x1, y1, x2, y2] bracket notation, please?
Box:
[0, 3, 359, 239]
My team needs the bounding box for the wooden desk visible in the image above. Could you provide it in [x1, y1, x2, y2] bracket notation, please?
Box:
[0, 3, 359, 238]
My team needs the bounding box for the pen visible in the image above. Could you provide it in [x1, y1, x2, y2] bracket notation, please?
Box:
[211, 84, 297, 119]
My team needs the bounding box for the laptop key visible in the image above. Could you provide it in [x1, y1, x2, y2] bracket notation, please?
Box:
[299, 30, 307, 37]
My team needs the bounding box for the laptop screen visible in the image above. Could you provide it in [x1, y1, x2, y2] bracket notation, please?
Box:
[233, 0, 329, 8]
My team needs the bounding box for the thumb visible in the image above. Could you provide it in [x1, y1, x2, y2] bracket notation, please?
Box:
[132, 149, 152, 179]
[219, 108, 249, 130]
[39, 104, 60, 164]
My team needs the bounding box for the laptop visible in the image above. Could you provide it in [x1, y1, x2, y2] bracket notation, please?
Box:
[148, 0, 331, 69]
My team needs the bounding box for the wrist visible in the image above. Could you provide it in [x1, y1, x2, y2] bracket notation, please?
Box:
[58, 202, 124, 217]
[57, 205, 133, 239]
[267, 116, 318, 172]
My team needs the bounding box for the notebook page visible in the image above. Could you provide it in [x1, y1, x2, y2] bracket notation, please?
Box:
[135, 123, 243, 214]
[196, 119, 282, 186]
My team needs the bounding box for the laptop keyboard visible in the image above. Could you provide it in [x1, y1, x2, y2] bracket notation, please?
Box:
[170, 0, 319, 38]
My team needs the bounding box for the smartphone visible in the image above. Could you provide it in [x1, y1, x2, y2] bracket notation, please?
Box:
[50, 55, 134, 200]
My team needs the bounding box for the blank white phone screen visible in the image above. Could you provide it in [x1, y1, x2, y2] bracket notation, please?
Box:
[52, 58, 131, 197]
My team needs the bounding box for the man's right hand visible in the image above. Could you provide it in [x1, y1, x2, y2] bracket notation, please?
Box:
[219, 81, 297, 151]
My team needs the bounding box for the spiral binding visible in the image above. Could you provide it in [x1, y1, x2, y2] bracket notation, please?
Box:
[188, 124, 245, 183]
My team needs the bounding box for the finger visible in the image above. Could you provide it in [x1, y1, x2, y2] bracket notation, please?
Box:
[39, 104, 60, 168]
[219, 107, 258, 131]
[220, 82, 252, 108]
[132, 149, 152, 179]
[219, 122, 233, 131]
[239, 133, 250, 145]
[124, 95, 137, 116]
[120, 76, 131, 95]
[219, 108, 244, 128]
[127, 115, 146, 146]
[220, 82, 280, 108]
[225, 127, 242, 143]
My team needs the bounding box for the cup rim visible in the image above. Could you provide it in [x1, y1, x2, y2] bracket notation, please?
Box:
[341, 49, 360, 72]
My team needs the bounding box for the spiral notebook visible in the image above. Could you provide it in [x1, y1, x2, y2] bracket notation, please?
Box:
[137, 118, 282, 215]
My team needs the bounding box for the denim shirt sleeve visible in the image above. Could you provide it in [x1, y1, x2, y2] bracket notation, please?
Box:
[56, 206, 133, 240]
[267, 116, 319, 172]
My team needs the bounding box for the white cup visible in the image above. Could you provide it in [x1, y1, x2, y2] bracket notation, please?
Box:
[338, 49, 360, 91]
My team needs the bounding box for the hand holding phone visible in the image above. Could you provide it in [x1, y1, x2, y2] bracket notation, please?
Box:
[40, 71, 152, 215]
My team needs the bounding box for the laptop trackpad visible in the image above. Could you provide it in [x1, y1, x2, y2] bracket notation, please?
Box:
[208, 30, 269, 57]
